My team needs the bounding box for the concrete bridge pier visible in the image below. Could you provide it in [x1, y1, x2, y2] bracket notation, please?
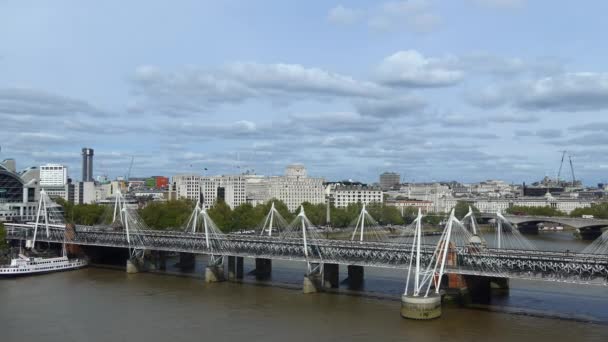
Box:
[490, 277, 510, 291]
[323, 263, 339, 288]
[126, 258, 144, 274]
[400, 294, 442, 320]
[178, 252, 196, 271]
[205, 265, 225, 283]
[347, 265, 364, 289]
[227, 256, 244, 281]
[303, 273, 322, 294]
[254, 258, 272, 279]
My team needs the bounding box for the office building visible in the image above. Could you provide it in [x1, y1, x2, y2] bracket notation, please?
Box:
[379, 172, 400, 190]
[81, 147, 94, 182]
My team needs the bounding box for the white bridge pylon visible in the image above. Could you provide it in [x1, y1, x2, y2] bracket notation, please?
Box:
[404, 209, 464, 297]
[403, 209, 511, 298]
[259, 202, 288, 237]
[184, 198, 227, 267]
[29, 189, 64, 249]
[282, 206, 324, 276]
[494, 211, 536, 250]
[349, 203, 387, 242]
[111, 191, 147, 259]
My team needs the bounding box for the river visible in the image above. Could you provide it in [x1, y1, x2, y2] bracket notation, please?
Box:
[2, 231, 608, 341]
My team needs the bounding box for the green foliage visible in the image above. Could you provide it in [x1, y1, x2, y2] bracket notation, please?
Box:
[231, 203, 258, 231]
[570, 203, 608, 219]
[301, 202, 327, 226]
[57, 198, 108, 226]
[253, 199, 294, 223]
[506, 205, 566, 217]
[423, 212, 445, 225]
[139, 199, 194, 230]
[453, 201, 481, 220]
[207, 200, 233, 231]
[401, 206, 419, 224]
[366, 203, 404, 225]
[0, 222, 8, 252]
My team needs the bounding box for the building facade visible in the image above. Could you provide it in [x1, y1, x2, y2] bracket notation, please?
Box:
[385, 199, 434, 214]
[40, 164, 68, 187]
[379, 172, 400, 190]
[267, 165, 325, 211]
[326, 184, 383, 208]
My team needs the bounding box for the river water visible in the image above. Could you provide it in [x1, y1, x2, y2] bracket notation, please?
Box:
[2, 231, 608, 341]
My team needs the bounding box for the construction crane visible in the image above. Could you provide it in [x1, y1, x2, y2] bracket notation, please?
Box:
[557, 150, 567, 182]
[569, 154, 577, 186]
[126, 156, 134, 182]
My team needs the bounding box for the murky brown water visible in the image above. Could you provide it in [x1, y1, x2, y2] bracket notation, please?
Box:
[2, 231, 608, 341]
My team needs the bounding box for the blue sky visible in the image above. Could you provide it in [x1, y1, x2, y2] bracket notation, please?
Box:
[2, 0, 608, 185]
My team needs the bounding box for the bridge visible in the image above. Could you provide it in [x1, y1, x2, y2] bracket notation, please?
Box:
[4, 193, 608, 320]
[480, 213, 608, 239]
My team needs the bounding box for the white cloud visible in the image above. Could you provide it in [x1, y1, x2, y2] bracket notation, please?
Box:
[517, 73, 608, 111]
[376, 50, 463, 87]
[327, 5, 361, 25]
[469, 73, 608, 112]
[131, 62, 385, 115]
[355, 95, 428, 118]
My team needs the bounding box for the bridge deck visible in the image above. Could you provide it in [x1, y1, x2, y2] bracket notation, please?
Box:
[5, 223, 608, 285]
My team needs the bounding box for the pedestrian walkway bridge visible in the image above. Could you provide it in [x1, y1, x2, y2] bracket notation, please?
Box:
[6, 222, 608, 285]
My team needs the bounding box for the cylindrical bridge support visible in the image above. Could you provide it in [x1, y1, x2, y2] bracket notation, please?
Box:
[347, 265, 364, 289]
[254, 258, 272, 279]
[126, 258, 143, 274]
[303, 274, 322, 294]
[205, 265, 225, 283]
[323, 263, 339, 288]
[400, 294, 442, 320]
[227, 256, 244, 281]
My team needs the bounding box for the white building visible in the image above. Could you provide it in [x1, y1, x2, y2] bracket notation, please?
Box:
[171, 174, 202, 202]
[385, 199, 434, 214]
[171, 174, 247, 209]
[326, 184, 383, 208]
[40, 164, 68, 187]
[244, 175, 270, 206]
[201, 175, 246, 209]
[74, 181, 96, 204]
[471, 193, 595, 214]
[267, 164, 324, 211]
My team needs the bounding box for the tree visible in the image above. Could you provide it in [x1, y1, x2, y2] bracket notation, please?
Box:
[366, 203, 404, 225]
[0, 222, 8, 253]
[207, 201, 233, 232]
[570, 203, 608, 218]
[231, 203, 258, 232]
[402, 206, 419, 224]
[423, 212, 445, 226]
[301, 202, 326, 226]
[139, 199, 194, 230]
[453, 201, 480, 220]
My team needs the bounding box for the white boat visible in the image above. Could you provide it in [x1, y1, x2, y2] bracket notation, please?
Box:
[0, 254, 88, 277]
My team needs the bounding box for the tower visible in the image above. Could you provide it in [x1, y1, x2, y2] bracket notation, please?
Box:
[81, 147, 94, 182]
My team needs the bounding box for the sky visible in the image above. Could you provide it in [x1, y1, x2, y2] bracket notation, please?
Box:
[2, 0, 608, 185]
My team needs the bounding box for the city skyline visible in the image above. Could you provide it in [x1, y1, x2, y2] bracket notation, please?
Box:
[3, 1, 608, 184]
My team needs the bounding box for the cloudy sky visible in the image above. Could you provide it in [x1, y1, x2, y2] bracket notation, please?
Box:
[2, 1, 608, 185]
